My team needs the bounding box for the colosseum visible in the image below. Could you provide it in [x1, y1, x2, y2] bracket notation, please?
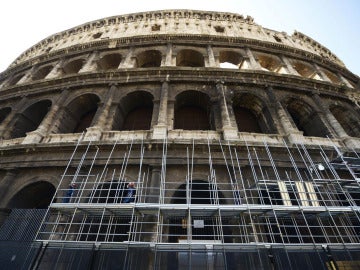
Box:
[0, 9, 359, 269]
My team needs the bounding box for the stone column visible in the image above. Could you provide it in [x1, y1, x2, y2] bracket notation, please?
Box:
[152, 81, 169, 139]
[265, 87, 303, 144]
[311, 93, 346, 138]
[0, 97, 28, 139]
[147, 166, 161, 203]
[206, 45, 216, 67]
[244, 48, 262, 70]
[0, 169, 18, 208]
[79, 51, 100, 73]
[216, 82, 238, 140]
[46, 59, 65, 79]
[164, 43, 174, 66]
[83, 85, 117, 141]
[119, 47, 135, 68]
[22, 90, 69, 144]
[280, 55, 299, 76]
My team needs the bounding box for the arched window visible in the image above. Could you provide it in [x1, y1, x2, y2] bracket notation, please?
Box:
[113, 91, 154, 131]
[135, 50, 162, 67]
[330, 105, 360, 137]
[97, 53, 122, 70]
[176, 49, 204, 67]
[174, 91, 213, 130]
[7, 181, 56, 209]
[57, 94, 99, 134]
[255, 52, 285, 73]
[7, 73, 25, 86]
[291, 60, 322, 80]
[233, 93, 274, 134]
[285, 98, 328, 137]
[62, 59, 85, 74]
[32, 65, 53, 80]
[9, 100, 51, 139]
[219, 50, 243, 69]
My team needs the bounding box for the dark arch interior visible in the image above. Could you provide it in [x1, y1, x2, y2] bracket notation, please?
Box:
[7, 181, 56, 209]
[330, 106, 360, 137]
[176, 49, 204, 67]
[136, 50, 162, 67]
[219, 50, 243, 67]
[59, 94, 100, 134]
[174, 91, 213, 130]
[10, 100, 52, 139]
[0, 107, 11, 124]
[113, 91, 154, 131]
[234, 107, 262, 133]
[286, 99, 328, 137]
[32, 65, 53, 80]
[98, 53, 122, 70]
[63, 59, 84, 74]
[232, 94, 274, 134]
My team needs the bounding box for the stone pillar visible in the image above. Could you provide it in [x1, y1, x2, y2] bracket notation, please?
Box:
[152, 81, 169, 139]
[311, 93, 346, 138]
[244, 48, 262, 70]
[164, 43, 174, 66]
[83, 85, 117, 141]
[0, 97, 28, 139]
[313, 64, 331, 82]
[120, 47, 135, 68]
[216, 82, 238, 140]
[46, 59, 65, 79]
[206, 45, 216, 67]
[265, 87, 303, 144]
[22, 90, 69, 144]
[0, 169, 18, 208]
[280, 55, 300, 76]
[79, 51, 100, 73]
[147, 166, 161, 203]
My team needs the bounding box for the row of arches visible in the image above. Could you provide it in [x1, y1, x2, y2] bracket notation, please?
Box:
[0, 90, 359, 139]
[2, 46, 352, 88]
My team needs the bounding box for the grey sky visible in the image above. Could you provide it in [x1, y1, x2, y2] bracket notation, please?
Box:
[1, 0, 359, 76]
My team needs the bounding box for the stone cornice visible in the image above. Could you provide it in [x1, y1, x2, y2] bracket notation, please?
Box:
[0, 68, 353, 103]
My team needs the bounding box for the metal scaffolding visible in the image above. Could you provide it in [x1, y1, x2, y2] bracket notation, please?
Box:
[36, 137, 360, 248]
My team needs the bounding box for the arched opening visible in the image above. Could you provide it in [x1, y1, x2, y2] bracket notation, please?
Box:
[323, 69, 341, 84]
[7, 73, 25, 86]
[97, 53, 122, 70]
[174, 91, 213, 130]
[255, 52, 285, 73]
[291, 60, 322, 80]
[32, 65, 53, 80]
[233, 93, 274, 134]
[62, 59, 85, 74]
[219, 50, 243, 69]
[176, 49, 204, 67]
[58, 94, 99, 134]
[7, 181, 56, 209]
[168, 180, 229, 244]
[79, 181, 133, 242]
[285, 98, 328, 137]
[9, 100, 52, 139]
[113, 91, 154, 131]
[330, 105, 360, 137]
[135, 50, 162, 67]
[0, 107, 11, 124]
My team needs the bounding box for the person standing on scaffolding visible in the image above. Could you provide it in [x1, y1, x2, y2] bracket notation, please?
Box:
[123, 182, 136, 203]
[62, 182, 76, 203]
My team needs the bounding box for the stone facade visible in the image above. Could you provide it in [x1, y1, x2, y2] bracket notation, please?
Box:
[0, 9, 359, 269]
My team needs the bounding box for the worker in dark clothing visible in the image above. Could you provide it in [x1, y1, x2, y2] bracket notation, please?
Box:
[123, 182, 136, 203]
[62, 182, 76, 203]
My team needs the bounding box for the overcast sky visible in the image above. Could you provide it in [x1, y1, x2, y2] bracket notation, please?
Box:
[1, 0, 359, 76]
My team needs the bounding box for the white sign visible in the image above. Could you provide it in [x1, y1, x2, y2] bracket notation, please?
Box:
[193, 220, 204, 228]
